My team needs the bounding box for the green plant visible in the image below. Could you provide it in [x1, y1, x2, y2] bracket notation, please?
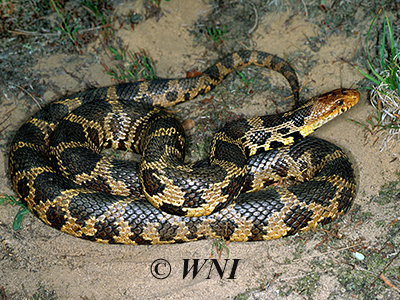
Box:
[354, 7, 400, 148]
[357, 8, 399, 92]
[47, 0, 115, 51]
[81, 0, 107, 25]
[103, 48, 157, 82]
[50, 0, 81, 47]
[0, 194, 29, 230]
[109, 46, 126, 60]
[206, 26, 227, 44]
[211, 237, 230, 259]
[237, 71, 254, 88]
[81, 0, 114, 38]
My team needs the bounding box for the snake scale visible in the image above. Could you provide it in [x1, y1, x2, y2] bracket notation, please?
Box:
[9, 50, 360, 244]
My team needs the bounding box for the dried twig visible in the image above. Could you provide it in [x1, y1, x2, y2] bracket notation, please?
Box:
[248, 1, 258, 35]
[17, 86, 42, 109]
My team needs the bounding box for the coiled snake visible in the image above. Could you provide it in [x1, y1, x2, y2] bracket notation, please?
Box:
[9, 51, 359, 244]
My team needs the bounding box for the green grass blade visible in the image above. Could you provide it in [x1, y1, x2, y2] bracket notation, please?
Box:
[386, 14, 396, 62]
[13, 208, 30, 230]
[353, 64, 381, 85]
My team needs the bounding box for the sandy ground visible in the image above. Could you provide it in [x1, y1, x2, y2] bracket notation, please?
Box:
[1, 1, 399, 299]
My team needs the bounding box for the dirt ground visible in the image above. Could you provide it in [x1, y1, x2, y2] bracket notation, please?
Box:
[1, 1, 399, 299]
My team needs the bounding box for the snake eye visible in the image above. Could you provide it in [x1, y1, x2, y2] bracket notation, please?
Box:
[336, 99, 344, 106]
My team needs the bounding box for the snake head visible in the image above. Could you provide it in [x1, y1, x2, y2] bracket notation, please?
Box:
[301, 88, 360, 135]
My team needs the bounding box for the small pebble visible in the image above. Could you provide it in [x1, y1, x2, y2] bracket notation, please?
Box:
[182, 119, 195, 131]
[353, 252, 365, 261]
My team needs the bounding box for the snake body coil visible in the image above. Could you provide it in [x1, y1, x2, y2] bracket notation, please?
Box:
[9, 51, 359, 244]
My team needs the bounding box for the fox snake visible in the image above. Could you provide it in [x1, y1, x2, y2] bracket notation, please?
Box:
[9, 50, 359, 244]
